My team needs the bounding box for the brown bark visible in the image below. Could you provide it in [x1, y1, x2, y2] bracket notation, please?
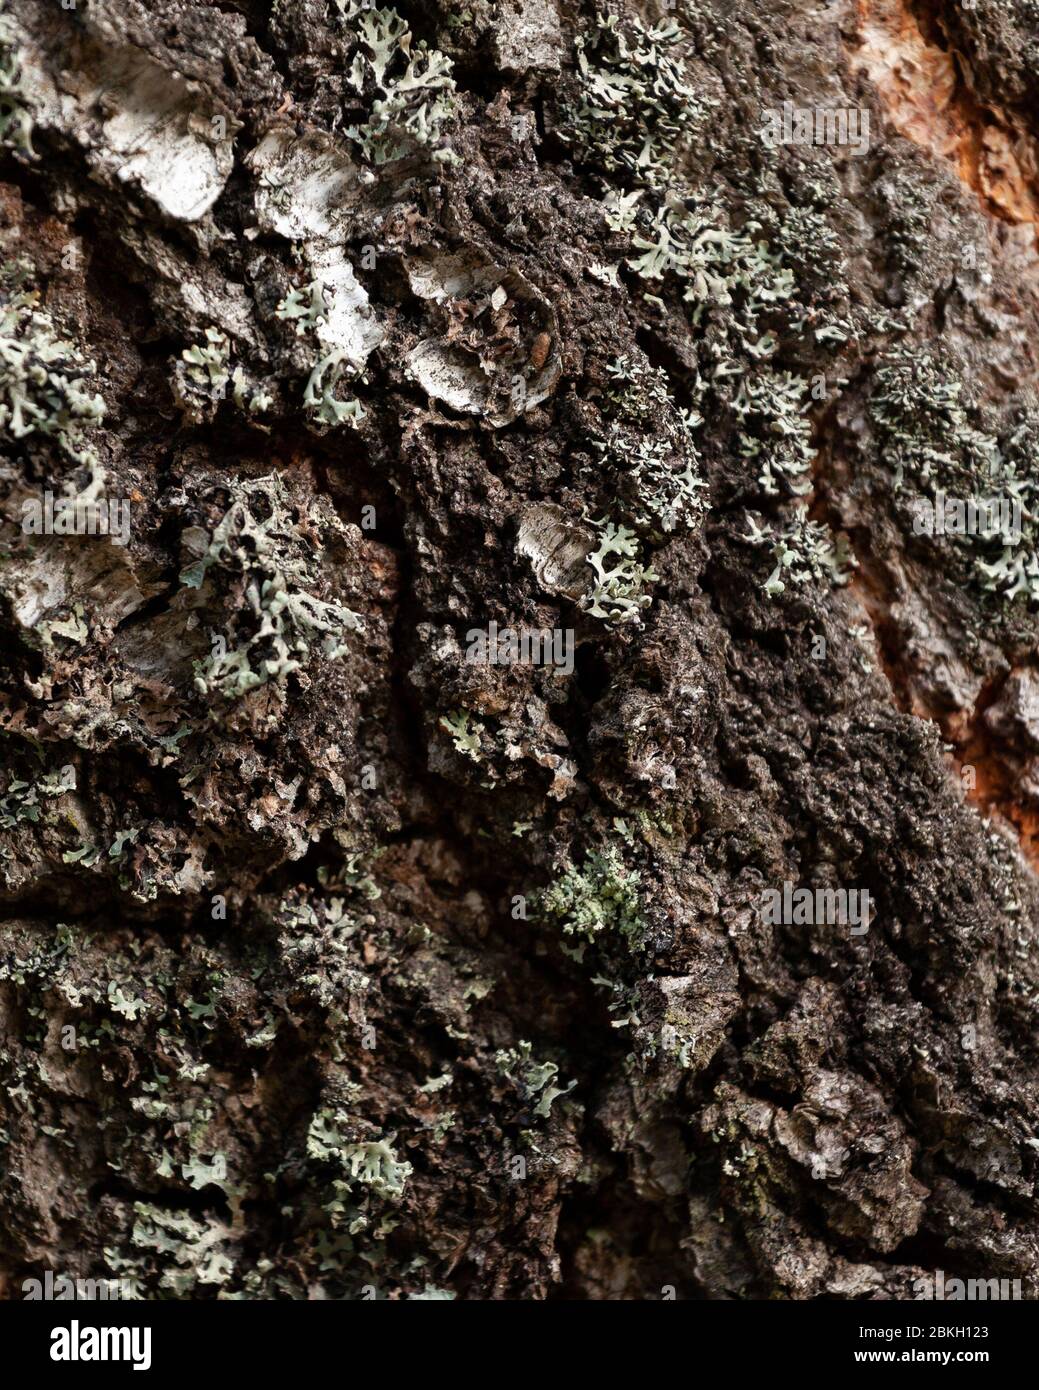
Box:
[2, 0, 1039, 1301]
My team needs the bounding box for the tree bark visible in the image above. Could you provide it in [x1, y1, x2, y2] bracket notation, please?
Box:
[2, 0, 1039, 1301]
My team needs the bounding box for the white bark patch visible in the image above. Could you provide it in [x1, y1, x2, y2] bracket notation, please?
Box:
[8, 541, 145, 634]
[515, 503, 595, 601]
[406, 340, 490, 417]
[248, 130, 384, 372]
[249, 129, 364, 243]
[10, 5, 236, 222]
[310, 252, 385, 374]
[404, 251, 561, 427]
[86, 57, 231, 221]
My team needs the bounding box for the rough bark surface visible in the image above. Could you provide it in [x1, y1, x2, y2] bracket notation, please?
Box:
[2, 0, 1039, 1301]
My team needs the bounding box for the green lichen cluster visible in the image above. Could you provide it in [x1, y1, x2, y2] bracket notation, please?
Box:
[607, 197, 816, 497]
[180, 475, 363, 700]
[0, 261, 105, 462]
[731, 368, 815, 499]
[439, 709, 486, 761]
[595, 354, 706, 537]
[540, 843, 647, 956]
[130, 1204, 233, 1296]
[562, 11, 708, 192]
[301, 1104, 418, 1271]
[494, 1040, 575, 1119]
[173, 328, 271, 421]
[180, 327, 231, 394]
[275, 281, 366, 427]
[334, 1, 457, 166]
[563, 16, 855, 601]
[307, 1114, 412, 1200]
[871, 352, 1000, 490]
[275, 280, 330, 336]
[616, 198, 797, 338]
[871, 350, 1039, 603]
[303, 348, 366, 427]
[0, 762, 75, 830]
[0, 1, 33, 158]
[0, 887, 425, 1298]
[276, 891, 370, 1041]
[231, 365, 273, 416]
[744, 507, 855, 599]
[565, 9, 851, 606]
[583, 517, 658, 626]
[872, 175, 943, 288]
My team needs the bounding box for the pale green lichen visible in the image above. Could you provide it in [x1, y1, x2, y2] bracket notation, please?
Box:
[175, 332, 272, 420]
[562, 11, 708, 193]
[583, 518, 658, 626]
[620, 201, 796, 335]
[276, 279, 366, 426]
[172, 327, 237, 422]
[131, 1203, 234, 1294]
[335, 2, 457, 166]
[417, 1071, 453, 1094]
[108, 826, 141, 859]
[107, 980, 146, 1020]
[0, 261, 105, 462]
[62, 842, 101, 866]
[871, 350, 1039, 604]
[276, 891, 370, 1023]
[320, 851, 383, 901]
[0, 2, 33, 158]
[182, 1152, 229, 1192]
[494, 1040, 575, 1118]
[180, 475, 363, 700]
[440, 709, 485, 761]
[566, 11, 829, 504]
[610, 199, 813, 497]
[303, 349, 366, 426]
[275, 280, 331, 335]
[230, 365, 273, 415]
[0, 762, 75, 829]
[731, 368, 815, 498]
[540, 844, 646, 954]
[744, 507, 854, 599]
[307, 1112, 412, 1199]
[341, 1137, 412, 1198]
[595, 354, 706, 536]
[181, 328, 231, 390]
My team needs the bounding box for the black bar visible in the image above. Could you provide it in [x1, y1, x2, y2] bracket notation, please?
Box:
[0, 1298, 1031, 1375]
